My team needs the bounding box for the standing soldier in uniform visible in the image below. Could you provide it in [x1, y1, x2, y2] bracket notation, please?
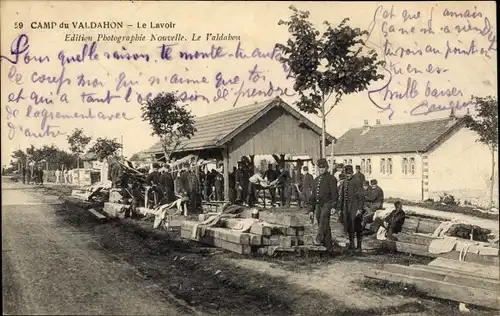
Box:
[308, 158, 338, 248]
[229, 167, 237, 204]
[338, 165, 365, 250]
[301, 166, 314, 208]
[276, 165, 291, 207]
[264, 164, 278, 206]
[187, 166, 200, 212]
[214, 167, 224, 201]
[159, 164, 175, 203]
[290, 164, 303, 207]
[235, 162, 249, 205]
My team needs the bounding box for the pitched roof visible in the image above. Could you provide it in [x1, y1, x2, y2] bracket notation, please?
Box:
[329, 117, 465, 155]
[145, 97, 334, 154]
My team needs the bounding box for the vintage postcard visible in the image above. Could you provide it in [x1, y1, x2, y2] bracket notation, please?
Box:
[1, 1, 498, 315]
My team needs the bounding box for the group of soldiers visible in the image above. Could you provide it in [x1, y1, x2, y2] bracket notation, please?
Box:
[20, 165, 45, 185]
[308, 158, 404, 250]
[105, 155, 404, 250]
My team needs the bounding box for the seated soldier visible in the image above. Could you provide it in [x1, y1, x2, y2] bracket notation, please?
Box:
[383, 200, 406, 241]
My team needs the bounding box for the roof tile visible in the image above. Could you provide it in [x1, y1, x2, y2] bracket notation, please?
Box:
[329, 118, 462, 155]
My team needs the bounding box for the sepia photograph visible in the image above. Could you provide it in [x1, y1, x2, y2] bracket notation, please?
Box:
[1, 1, 498, 315]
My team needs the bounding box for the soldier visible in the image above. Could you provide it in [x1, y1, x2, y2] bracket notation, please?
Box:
[301, 166, 314, 207]
[308, 158, 338, 248]
[235, 162, 249, 205]
[290, 164, 303, 207]
[229, 167, 237, 204]
[264, 164, 278, 206]
[276, 165, 291, 207]
[352, 165, 366, 184]
[214, 167, 224, 201]
[338, 165, 365, 250]
[146, 163, 163, 205]
[159, 164, 175, 203]
[187, 166, 201, 212]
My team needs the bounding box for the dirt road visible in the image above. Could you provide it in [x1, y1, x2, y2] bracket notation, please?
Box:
[2, 180, 193, 315]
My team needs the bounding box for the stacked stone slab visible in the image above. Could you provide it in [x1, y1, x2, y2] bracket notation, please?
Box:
[180, 213, 326, 255]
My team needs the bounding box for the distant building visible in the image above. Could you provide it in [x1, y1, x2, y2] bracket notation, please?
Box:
[328, 116, 499, 208]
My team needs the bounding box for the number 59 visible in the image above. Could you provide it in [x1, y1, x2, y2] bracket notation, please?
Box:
[14, 22, 23, 29]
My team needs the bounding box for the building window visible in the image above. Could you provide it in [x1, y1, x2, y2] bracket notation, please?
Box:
[366, 159, 372, 175]
[343, 159, 347, 165]
[348, 158, 352, 165]
[360, 159, 366, 174]
[402, 158, 408, 175]
[380, 158, 386, 174]
[387, 158, 393, 175]
[409, 158, 416, 175]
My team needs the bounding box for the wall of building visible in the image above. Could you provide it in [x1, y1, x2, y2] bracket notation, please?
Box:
[228, 107, 322, 169]
[331, 153, 423, 201]
[427, 127, 499, 208]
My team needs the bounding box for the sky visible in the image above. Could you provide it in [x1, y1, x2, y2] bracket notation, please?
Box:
[1, 1, 497, 165]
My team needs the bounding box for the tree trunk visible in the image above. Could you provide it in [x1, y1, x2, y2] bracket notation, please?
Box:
[77, 156, 80, 186]
[490, 147, 496, 209]
[321, 115, 326, 159]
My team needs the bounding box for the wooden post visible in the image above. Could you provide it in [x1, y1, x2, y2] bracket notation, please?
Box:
[222, 146, 229, 202]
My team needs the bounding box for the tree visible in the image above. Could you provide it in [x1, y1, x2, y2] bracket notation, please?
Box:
[11, 149, 27, 170]
[276, 6, 385, 157]
[141, 92, 197, 162]
[87, 137, 123, 161]
[67, 128, 92, 185]
[67, 128, 92, 167]
[464, 95, 498, 209]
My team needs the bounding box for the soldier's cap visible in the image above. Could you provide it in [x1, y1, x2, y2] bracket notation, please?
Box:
[316, 158, 328, 168]
[363, 181, 370, 186]
[370, 179, 378, 185]
[303, 166, 309, 171]
[344, 165, 354, 174]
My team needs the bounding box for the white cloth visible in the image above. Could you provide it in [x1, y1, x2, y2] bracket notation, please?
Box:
[373, 209, 393, 222]
[376, 226, 387, 240]
[249, 173, 265, 184]
[100, 160, 111, 186]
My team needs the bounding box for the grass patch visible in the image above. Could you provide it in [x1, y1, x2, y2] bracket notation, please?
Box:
[358, 278, 499, 316]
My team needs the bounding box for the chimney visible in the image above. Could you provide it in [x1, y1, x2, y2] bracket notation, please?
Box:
[361, 119, 370, 135]
[376, 119, 381, 125]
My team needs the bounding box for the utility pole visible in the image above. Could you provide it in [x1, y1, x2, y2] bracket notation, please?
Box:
[121, 135, 124, 158]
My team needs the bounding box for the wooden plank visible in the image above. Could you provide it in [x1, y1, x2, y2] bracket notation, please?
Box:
[394, 233, 435, 245]
[382, 264, 499, 292]
[373, 239, 499, 266]
[429, 258, 499, 278]
[376, 240, 436, 257]
[87, 208, 107, 221]
[239, 210, 301, 226]
[182, 221, 262, 245]
[271, 245, 327, 255]
[279, 236, 300, 248]
[411, 264, 499, 283]
[249, 223, 272, 236]
[364, 269, 499, 309]
[440, 250, 499, 266]
[180, 229, 251, 254]
[402, 217, 441, 234]
[263, 235, 281, 246]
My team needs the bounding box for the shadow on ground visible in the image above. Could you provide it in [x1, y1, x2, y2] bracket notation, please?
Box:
[47, 186, 498, 316]
[51, 204, 447, 316]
